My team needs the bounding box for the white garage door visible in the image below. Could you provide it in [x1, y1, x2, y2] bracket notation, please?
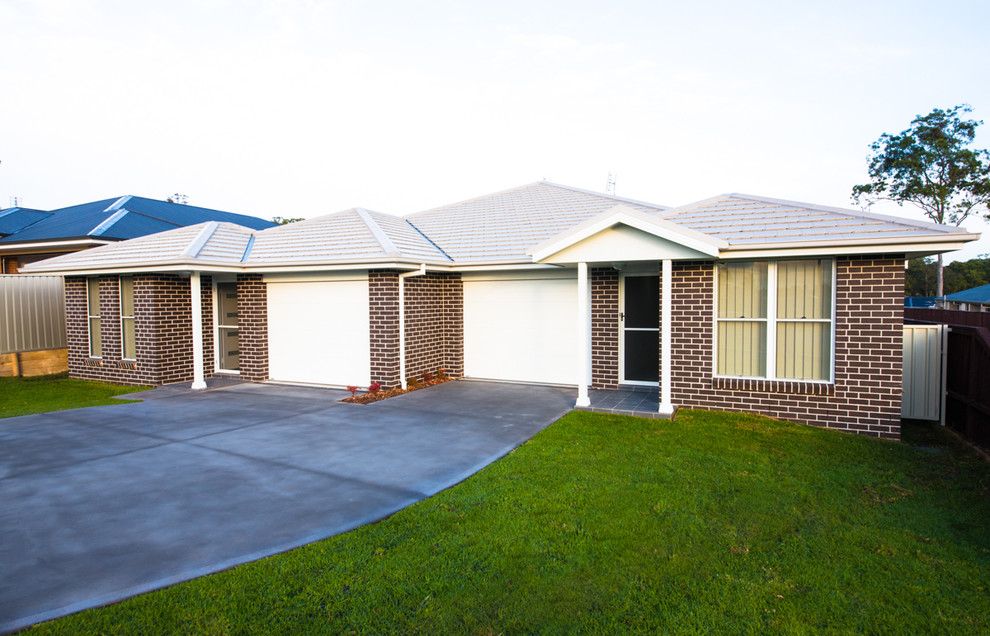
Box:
[266, 278, 370, 387]
[463, 274, 577, 385]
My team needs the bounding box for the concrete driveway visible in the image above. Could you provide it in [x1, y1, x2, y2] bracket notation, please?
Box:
[0, 380, 573, 632]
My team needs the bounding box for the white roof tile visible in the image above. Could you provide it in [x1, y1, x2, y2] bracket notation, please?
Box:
[406, 182, 669, 262]
[22, 183, 977, 273]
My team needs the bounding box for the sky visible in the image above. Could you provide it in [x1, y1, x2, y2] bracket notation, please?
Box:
[2, 0, 989, 261]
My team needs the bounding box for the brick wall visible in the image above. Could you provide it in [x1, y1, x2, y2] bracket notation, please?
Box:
[404, 272, 463, 381]
[65, 274, 213, 386]
[369, 269, 463, 388]
[369, 270, 401, 388]
[668, 255, 904, 438]
[591, 267, 619, 388]
[237, 274, 268, 382]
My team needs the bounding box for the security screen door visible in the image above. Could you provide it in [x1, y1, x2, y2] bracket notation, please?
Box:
[217, 282, 240, 371]
[622, 275, 660, 383]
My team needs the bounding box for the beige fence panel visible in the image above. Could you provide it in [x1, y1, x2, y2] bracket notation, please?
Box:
[0, 275, 66, 354]
[901, 324, 946, 422]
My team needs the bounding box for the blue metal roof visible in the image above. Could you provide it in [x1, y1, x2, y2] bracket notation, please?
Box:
[944, 283, 990, 304]
[0, 207, 52, 236]
[0, 196, 276, 245]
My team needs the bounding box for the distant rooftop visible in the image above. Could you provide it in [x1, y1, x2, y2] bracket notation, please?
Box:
[945, 283, 990, 304]
[0, 195, 275, 246]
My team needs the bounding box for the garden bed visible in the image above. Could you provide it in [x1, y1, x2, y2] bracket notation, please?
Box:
[341, 371, 452, 404]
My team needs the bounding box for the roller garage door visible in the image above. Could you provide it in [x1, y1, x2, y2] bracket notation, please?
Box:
[266, 277, 371, 387]
[463, 272, 577, 385]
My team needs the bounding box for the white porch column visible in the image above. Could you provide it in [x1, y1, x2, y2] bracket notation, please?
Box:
[659, 259, 674, 415]
[190, 271, 207, 390]
[576, 261, 591, 407]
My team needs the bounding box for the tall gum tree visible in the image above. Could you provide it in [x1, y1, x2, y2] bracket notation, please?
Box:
[852, 104, 990, 297]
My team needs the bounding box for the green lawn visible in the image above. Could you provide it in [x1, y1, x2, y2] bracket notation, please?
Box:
[33, 410, 990, 634]
[0, 374, 146, 418]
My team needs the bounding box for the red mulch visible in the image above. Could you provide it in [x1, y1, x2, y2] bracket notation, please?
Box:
[341, 376, 453, 404]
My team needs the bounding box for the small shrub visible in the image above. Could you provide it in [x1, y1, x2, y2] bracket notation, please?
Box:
[346, 385, 359, 397]
[422, 371, 434, 383]
[368, 381, 382, 393]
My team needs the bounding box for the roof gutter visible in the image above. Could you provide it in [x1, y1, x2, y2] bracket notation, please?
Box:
[398, 264, 427, 390]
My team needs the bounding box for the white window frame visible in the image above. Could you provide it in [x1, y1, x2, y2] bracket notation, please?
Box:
[119, 276, 136, 361]
[86, 278, 102, 358]
[712, 259, 836, 383]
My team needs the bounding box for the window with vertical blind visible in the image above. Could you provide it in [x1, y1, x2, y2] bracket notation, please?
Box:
[119, 276, 136, 360]
[716, 259, 834, 381]
[87, 278, 102, 357]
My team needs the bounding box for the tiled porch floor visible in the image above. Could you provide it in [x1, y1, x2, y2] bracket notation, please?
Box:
[579, 386, 669, 419]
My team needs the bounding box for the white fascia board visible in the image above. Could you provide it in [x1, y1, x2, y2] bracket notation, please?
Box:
[719, 239, 979, 260]
[529, 205, 725, 262]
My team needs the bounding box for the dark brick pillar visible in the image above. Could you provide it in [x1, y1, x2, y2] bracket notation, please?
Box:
[237, 274, 268, 382]
[442, 273, 463, 377]
[369, 270, 401, 388]
[591, 267, 619, 388]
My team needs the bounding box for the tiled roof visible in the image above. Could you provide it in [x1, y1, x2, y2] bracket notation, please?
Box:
[22, 182, 978, 273]
[0, 195, 275, 245]
[247, 208, 449, 264]
[407, 182, 669, 262]
[664, 194, 964, 246]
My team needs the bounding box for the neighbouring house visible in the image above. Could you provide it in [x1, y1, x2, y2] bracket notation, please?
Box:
[0, 196, 275, 377]
[24, 182, 980, 438]
[942, 283, 990, 312]
[0, 195, 276, 273]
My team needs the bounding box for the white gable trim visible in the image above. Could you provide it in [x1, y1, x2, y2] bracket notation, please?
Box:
[529, 204, 725, 262]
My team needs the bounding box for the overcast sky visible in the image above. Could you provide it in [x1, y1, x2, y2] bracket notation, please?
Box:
[2, 0, 988, 261]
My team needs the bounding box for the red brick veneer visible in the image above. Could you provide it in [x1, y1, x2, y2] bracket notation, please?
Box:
[236, 274, 268, 382]
[65, 274, 213, 385]
[591, 267, 619, 388]
[669, 255, 904, 438]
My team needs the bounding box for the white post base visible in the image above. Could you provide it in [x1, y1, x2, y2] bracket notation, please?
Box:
[191, 380, 207, 391]
[575, 395, 591, 408]
[658, 402, 675, 417]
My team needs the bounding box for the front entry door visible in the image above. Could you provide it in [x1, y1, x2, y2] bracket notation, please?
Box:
[621, 275, 660, 383]
[216, 282, 240, 371]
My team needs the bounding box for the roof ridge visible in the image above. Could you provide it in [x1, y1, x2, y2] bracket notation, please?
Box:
[183, 222, 220, 258]
[355, 207, 400, 256]
[103, 195, 133, 213]
[406, 181, 548, 217]
[725, 193, 965, 234]
[538, 181, 671, 211]
[87, 208, 131, 236]
[408, 180, 671, 218]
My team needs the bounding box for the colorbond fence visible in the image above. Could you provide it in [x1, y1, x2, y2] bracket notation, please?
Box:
[906, 308, 990, 449]
[0, 275, 66, 354]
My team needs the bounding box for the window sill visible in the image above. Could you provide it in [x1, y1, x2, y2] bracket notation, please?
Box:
[712, 376, 835, 395]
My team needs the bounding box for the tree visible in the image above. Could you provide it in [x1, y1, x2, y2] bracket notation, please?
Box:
[272, 216, 304, 225]
[905, 254, 990, 297]
[852, 104, 990, 296]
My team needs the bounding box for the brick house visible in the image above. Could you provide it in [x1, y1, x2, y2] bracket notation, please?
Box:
[26, 182, 980, 439]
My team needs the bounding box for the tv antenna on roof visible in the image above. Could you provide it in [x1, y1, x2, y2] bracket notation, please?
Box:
[605, 172, 616, 196]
